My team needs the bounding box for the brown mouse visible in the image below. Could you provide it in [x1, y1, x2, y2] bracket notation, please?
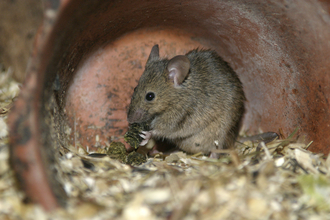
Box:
[127, 45, 245, 157]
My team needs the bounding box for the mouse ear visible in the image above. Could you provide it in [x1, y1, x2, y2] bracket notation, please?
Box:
[147, 44, 159, 63]
[167, 55, 190, 87]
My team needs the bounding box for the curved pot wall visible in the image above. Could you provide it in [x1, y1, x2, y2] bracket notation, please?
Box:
[8, 0, 330, 211]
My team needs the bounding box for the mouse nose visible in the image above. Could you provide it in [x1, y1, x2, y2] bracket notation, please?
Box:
[127, 108, 145, 124]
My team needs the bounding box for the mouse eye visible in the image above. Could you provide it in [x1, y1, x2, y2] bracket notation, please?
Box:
[145, 92, 155, 101]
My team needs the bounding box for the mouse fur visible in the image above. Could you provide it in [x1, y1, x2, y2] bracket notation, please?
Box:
[127, 45, 245, 155]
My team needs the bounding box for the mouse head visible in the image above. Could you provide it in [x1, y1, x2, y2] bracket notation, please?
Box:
[127, 45, 191, 124]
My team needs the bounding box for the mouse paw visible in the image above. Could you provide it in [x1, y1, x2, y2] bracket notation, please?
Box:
[139, 131, 152, 146]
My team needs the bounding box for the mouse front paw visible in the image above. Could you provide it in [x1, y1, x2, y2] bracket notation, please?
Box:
[139, 131, 152, 146]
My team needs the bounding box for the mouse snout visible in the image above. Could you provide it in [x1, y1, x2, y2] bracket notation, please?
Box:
[127, 108, 146, 124]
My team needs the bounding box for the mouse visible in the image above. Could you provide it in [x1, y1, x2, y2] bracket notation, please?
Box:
[127, 44, 245, 158]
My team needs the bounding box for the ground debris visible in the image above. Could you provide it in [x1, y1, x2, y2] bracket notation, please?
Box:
[1, 68, 330, 220]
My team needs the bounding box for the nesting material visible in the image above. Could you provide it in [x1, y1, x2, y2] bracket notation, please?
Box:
[1, 68, 330, 220]
[86, 141, 147, 166]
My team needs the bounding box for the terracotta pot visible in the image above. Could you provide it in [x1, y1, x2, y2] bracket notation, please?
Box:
[8, 0, 330, 211]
